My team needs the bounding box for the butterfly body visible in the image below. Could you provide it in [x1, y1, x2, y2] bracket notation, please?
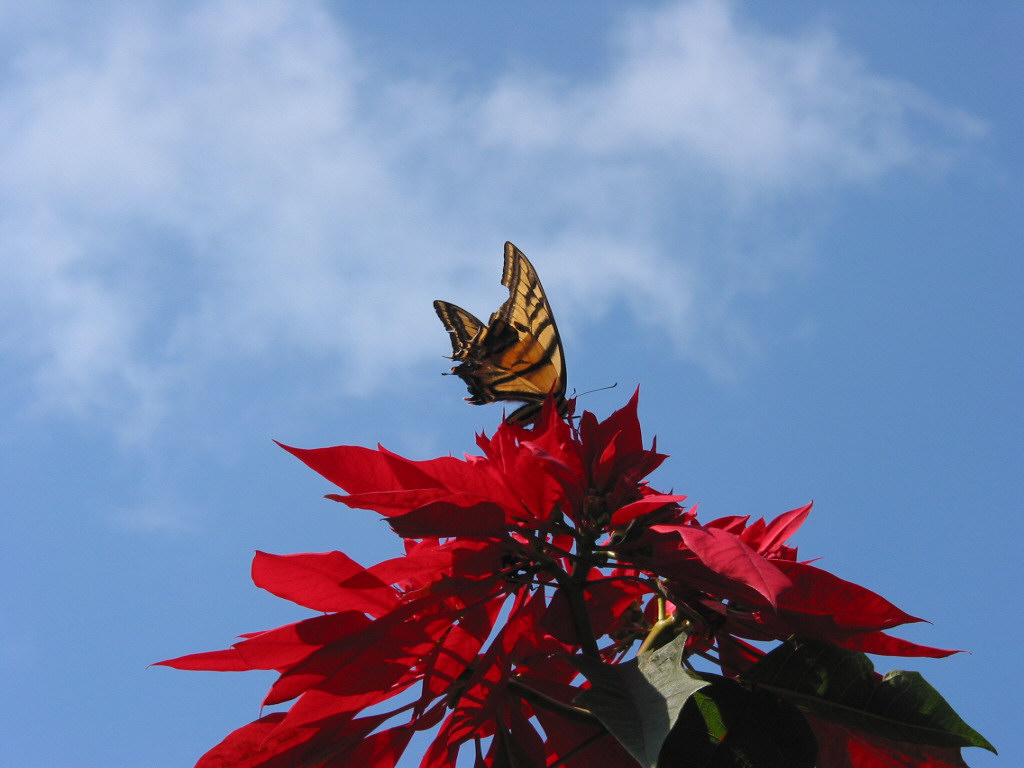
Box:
[434, 242, 567, 423]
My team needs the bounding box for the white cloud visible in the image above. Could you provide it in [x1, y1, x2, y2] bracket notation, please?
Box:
[0, 0, 984, 438]
[481, 1, 985, 195]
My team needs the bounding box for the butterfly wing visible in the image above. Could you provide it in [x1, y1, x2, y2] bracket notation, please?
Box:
[433, 301, 484, 358]
[434, 242, 567, 422]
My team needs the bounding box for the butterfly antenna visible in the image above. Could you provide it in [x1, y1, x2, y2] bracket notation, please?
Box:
[572, 382, 618, 398]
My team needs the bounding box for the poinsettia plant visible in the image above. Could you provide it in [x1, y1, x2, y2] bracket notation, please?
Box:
[159, 392, 994, 767]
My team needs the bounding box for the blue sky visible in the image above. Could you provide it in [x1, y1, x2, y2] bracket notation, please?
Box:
[1, 1, 1019, 765]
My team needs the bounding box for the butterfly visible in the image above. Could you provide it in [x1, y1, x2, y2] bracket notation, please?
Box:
[434, 242, 568, 424]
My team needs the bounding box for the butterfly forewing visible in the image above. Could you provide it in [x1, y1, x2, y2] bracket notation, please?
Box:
[433, 242, 567, 422]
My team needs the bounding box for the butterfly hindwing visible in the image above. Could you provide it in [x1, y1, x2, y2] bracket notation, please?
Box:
[434, 242, 567, 422]
[433, 301, 484, 357]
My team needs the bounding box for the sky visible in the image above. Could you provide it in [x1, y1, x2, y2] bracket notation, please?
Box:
[0, 1, 1019, 765]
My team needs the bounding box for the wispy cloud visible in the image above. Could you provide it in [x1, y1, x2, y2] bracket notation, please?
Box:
[0, 0, 984, 439]
[481, 1, 985, 193]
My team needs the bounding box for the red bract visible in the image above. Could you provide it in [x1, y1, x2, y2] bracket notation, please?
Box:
[158, 391, 977, 767]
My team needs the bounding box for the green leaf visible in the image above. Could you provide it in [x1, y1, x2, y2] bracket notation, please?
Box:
[743, 638, 996, 754]
[572, 633, 709, 767]
[658, 679, 817, 768]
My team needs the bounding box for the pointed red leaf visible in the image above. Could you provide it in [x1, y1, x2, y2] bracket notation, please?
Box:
[251, 550, 399, 616]
[276, 442, 445, 494]
[655, 523, 792, 607]
[839, 630, 959, 658]
[749, 502, 813, 555]
[775, 561, 924, 630]
[326, 488, 455, 516]
[609, 493, 687, 526]
[706, 515, 751, 534]
[386, 497, 507, 538]
[154, 647, 252, 671]
[232, 612, 373, 671]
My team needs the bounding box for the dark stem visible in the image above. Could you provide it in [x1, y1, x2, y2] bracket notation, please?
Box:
[563, 537, 601, 659]
[507, 677, 603, 727]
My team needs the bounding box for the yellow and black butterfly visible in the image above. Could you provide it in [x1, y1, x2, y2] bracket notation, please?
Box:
[434, 242, 567, 424]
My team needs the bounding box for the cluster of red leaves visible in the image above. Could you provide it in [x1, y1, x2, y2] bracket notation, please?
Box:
[158, 392, 960, 767]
